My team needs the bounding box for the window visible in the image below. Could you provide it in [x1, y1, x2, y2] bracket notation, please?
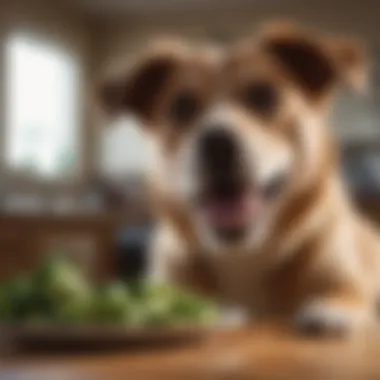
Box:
[5, 34, 81, 179]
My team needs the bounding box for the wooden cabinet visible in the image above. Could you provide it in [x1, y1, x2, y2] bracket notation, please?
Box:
[0, 213, 127, 282]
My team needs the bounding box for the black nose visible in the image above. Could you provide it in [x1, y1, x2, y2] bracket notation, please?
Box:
[197, 128, 240, 176]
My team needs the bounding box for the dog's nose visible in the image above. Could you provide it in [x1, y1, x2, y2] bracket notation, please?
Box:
[197, 128, 240, 175]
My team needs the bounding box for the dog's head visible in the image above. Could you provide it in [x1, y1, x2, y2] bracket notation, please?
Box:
[99, 24, 367, 255]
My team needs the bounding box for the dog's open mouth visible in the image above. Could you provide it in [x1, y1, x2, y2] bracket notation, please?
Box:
[199, 174, 287, 242]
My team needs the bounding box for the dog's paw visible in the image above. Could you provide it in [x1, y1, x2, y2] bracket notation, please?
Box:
[294, 300, 359, 338]
[219, 306, 250, 327]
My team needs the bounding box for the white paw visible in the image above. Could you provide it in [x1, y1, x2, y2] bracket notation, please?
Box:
[219, 306, 250, 327]
[294, 300, 359, 338]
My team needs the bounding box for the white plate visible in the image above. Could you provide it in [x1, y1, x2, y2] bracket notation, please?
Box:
[0, 324, 216, 348]
[0, 310, 247, 348]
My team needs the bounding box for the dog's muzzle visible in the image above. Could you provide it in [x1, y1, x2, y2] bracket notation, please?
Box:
[197, 127, 242, 180]
[195, 127, 288, 243]
[195, 127, 251, 241]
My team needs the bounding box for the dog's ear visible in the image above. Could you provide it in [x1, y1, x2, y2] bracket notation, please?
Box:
[99, 40, 184, 121]
[260, 22, 368, 100]
[326, 37, 368, 94]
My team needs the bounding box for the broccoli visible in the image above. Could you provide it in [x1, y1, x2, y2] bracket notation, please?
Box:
[34, 255, 91, 305]
[91, 282, 133, 324]
[0, 255, 218, 328]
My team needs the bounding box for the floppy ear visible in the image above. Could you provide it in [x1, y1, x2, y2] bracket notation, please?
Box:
[260, 22, 368, 100]
[326, 37, 368, 94]
[99, 41, 184, 120]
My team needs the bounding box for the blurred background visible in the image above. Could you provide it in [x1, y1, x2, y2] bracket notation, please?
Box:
[0, 0, 379, 282]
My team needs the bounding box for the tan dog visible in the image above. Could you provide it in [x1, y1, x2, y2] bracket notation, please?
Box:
[100, 22, 380, 337]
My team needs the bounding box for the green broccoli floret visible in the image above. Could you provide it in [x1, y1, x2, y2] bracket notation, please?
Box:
[34, 256, 91, 305]
[0, 276, 36, 322]
[131, 282, 218, 327]
[169, 289, 218, 326]
[91, 282, 133, 324]
[29, 255, 93, 324]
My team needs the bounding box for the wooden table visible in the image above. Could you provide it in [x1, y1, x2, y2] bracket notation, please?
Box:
[1, 322, 380, 380]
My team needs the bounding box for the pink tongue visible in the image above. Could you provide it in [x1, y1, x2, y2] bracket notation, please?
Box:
[205, 194, 263, 229]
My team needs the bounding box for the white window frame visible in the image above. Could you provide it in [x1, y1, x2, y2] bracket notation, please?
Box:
[2, 30, 84, 188]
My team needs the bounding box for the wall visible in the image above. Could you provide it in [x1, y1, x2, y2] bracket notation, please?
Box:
[94, 0, 380, 175]
[97, 1, 380, 65]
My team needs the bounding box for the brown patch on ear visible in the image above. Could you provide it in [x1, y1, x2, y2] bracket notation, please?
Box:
[261, 25, 336, 99]
[125, 56, 177, 119]
[268, 37, 335, 97]
[326, 38, 368, 94]
[260, 21, 369, 100]
[98, 40, 185, 120]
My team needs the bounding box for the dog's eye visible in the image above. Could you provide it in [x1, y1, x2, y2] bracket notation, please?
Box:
[241, 82, 278, 115]
[169, 92, 200, 124]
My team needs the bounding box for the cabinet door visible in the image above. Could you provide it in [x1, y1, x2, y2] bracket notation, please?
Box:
[0, 226, 36, 280]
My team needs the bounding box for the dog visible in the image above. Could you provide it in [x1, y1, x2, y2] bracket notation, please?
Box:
[99, 22, 380, 337]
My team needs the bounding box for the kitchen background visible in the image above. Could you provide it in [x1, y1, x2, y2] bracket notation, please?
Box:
[0, 0, 379, 281]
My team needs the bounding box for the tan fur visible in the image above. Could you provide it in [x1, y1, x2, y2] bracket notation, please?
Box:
[100, 23, 379, 337]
